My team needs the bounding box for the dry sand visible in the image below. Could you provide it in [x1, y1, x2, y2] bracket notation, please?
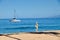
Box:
[0, 30, 60, 40]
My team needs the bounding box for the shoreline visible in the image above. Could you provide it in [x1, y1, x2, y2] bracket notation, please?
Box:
[1, 30, 60, 34]
[0, 30, 60, 40]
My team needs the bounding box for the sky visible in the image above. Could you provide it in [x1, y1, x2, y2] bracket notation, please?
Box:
[0, 0, 60, 18]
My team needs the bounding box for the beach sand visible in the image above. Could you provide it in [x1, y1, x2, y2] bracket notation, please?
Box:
[0, 30, 60, 40]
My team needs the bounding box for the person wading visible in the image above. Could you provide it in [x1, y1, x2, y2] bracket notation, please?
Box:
[35, 22, 38, 32]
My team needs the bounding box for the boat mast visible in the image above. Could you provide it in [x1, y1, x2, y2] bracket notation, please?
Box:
[13, 9, 16, 19]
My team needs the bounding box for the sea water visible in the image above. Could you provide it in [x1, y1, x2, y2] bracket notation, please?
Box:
[0, 18, 60, 34]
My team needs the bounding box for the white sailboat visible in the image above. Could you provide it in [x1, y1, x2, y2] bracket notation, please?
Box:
[10, 9, 21, 22]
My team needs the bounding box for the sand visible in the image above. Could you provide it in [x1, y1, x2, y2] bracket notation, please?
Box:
[0, 30, 60, 40]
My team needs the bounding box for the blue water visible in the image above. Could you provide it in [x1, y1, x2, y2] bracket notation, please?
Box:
[0, 18, 60, 34]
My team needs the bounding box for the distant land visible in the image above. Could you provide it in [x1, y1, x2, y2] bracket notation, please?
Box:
[50, 15, 60, 18]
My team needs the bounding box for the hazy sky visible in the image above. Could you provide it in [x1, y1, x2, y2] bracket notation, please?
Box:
[0, 0, 60, 18]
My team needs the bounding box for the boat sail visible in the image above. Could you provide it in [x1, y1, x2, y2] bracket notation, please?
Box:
[10, 9, 21, 22]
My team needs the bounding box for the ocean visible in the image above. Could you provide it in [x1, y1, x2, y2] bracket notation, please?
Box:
[0, 18, 60, 34]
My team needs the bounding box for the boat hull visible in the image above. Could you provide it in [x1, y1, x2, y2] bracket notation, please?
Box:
[10, 19, 21, 22]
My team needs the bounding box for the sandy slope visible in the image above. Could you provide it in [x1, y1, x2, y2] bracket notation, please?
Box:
[0, 30, 60, 40]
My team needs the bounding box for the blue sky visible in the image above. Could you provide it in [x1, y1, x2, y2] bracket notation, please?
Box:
[0, 0, 60, 18]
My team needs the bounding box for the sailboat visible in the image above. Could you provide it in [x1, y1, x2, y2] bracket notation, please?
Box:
[10, 9, 21, 22]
